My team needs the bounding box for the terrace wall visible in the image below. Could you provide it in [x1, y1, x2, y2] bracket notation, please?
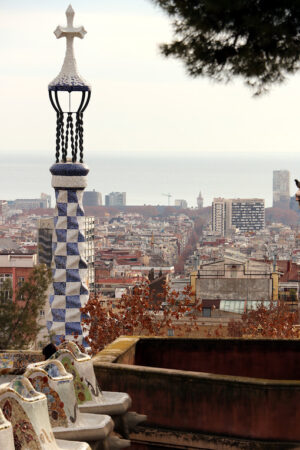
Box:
[93, 337, 300, 447]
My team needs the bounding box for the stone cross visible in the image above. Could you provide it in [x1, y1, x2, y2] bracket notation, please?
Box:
[55, 4, 86, 39]
[49, 4, 89, 90]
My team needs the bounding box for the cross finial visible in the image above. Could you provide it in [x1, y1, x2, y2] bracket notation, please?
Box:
[66, 4, 75, 27]
[54, 4, 87, 40]
[49, 4, 90, 92]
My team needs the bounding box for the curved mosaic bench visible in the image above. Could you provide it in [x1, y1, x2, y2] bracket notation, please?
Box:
[0, 351, 43, 375]
[54, 343, 131, 414]
[25, 360, 114, 445]
[0, 407, 14, 449]
[53, 342, 146, 438]
[0, 375, 91, 450]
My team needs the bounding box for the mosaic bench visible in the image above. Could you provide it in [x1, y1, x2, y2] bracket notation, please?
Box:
[0, 351, 43, 375]
[0, 375, 91, 450]
[52, 342, 146, 438]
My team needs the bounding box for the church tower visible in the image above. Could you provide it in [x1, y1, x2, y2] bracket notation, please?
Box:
[197, 191, 203, 209]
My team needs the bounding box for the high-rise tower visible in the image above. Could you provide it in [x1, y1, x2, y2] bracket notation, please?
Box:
[273, 170, 290, 209]
[46, 5, 91, 346]
[212, 198, 229, 236]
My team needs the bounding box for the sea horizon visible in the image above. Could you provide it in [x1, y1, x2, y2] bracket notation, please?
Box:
[3, 151, 300, 208]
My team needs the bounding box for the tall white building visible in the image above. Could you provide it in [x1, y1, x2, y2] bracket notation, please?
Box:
[105, 192, 126, 206]
[175, 199, 188, 209]
[40, 193, 51, 208]
[83, 189, 102, 206]
[212, 198, 265, 235]
[212, 198, 230, 236]
[273, 170, 290, 209]
[0, 201, 8, 224]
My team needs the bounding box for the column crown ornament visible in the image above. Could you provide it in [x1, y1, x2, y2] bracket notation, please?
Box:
[48, 5, 91, 163]
[49, 5, 91, 92]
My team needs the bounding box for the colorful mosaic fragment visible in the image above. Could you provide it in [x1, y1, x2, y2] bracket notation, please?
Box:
[54, 344, 101, 402]
[28, 376, 68, 428]
[0, 397, 40, 450]
[10, 376, 37, 399]
[0, 353, 43, 375]
[60, 356, 91, 404]
[44, 363, 61, 379]
[59, 341, 87, 360]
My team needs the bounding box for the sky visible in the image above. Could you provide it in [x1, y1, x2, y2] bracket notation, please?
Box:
[1, 0, 300, 158]
[1, 0, 300, 208]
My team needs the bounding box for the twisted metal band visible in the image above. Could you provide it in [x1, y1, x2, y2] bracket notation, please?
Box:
[49, 90, 91, 163]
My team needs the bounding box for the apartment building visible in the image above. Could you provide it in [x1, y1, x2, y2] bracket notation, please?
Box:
[212, 198, 265, 235]
[105, 192, 126, 206]
[175, 199, 188, 209]
[0, 253, 36, 302]
[231, 199, 265, 232]
[83, 189, 102, 207]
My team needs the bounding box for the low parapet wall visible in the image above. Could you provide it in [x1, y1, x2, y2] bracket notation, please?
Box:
[93, 337, 300, 447]
[134, 337, 300, 380]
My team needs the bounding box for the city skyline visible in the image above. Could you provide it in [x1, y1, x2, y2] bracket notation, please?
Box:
[0, 151, 298, 207]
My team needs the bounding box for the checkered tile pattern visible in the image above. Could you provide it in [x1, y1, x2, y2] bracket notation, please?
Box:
[47, 187, 89, 346]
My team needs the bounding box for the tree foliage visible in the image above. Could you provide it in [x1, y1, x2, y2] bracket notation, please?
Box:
[81, 281, 201, 354]
[0, 265, 52, 349]
[228, 301, 299, 338]
[152, 0, 300, 94]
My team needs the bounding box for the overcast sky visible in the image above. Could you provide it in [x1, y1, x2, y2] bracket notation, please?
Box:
[1, 0, 300, 157]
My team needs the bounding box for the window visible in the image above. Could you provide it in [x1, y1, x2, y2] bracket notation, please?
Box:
[18, 277, 25, 287]
[202, 307, 211, 317]
[0, 274, 12, 301]
[17, 277, 25, 300]
[39, 310, 45, 317]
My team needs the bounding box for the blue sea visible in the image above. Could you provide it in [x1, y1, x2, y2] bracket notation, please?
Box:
[2, 151, 299, 208]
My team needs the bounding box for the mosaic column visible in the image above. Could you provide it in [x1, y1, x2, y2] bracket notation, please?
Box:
[46, 6, 91, 346]
[47, 163, 89, 345]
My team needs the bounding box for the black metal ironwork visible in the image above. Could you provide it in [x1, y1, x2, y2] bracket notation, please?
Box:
[60, 114, 66, 162]
[48, 90, 91, 163]
[55, 113, 61, 163]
